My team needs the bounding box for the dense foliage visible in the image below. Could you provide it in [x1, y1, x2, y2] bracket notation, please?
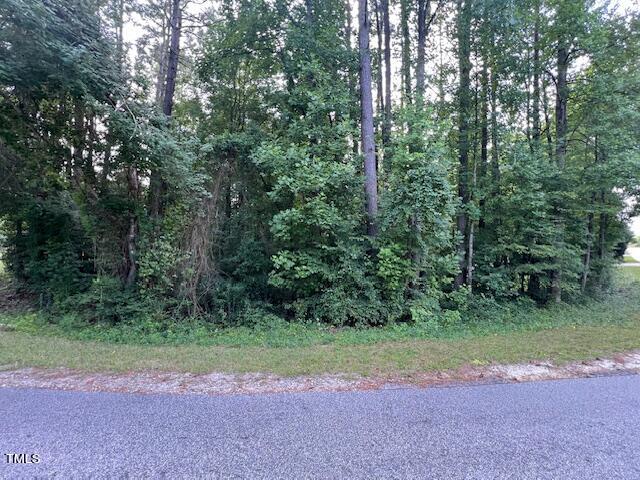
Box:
[1, 0, 638, 328]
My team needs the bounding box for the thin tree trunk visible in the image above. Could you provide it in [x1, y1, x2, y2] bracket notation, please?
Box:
[477, 55, 488, 232]
[525, 48, 532, 148]
[375, 0, 384, 128]
[467, 156, 477, 287]
[550, 43, 569, 303]
[416, 0, 430, 106]
[381, 0, 391, 149]
[374, 0, 384, 174]
[555, 47, 569, 170]
[346, 0, 359, 156]
[598, 149, 607, 261]
[598, 209, 607, 259]
[480, 60, 488, 176]
[542, 75, 554, 162]
[72, 100, 85, 186]
[162, 0, 181, 118]
[373, 0, 384, 175]
[531, 0, 541, 148]
[305, 0, 313, 26]
[582, 136, 599, 292]
[125, 167, 140, 287]
[154, 0, 171, 106]
[150, 0, 182, 218]
[582, 204, 594, 292]
[490, 64, 499, 181]
[359, 0, 379, 236]
[400, 0, 412, 106]
[454, 0, 472, 289]
[116, 0, 124, 66]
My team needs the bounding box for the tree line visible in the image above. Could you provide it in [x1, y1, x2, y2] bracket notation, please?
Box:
[0, 0, 638, 326]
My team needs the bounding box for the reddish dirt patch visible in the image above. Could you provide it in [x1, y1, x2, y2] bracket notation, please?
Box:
[1, 351, 639, 396]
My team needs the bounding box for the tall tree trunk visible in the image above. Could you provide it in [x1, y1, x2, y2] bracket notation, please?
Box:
[581, 136, 599, 292]
[125, 167, 140, 287]
[477, 55, 488, 233]
[154, 0, 171, 107]
[598, 209, 607, 259]
[150, 0, 182, 218]
[115, 0, 141, 287]
[72, 101, 85, 186]
[375, 0, 384, 129]
[550, 43, 569, 303]
[115, 0, 124, 66]
[374, 0, 384, 173]
[480, 60, 488, 176]
[359, 0, 379, 236]
[305, 0, 313, 26]
[400, 0, 412, 106]
[531, 0, 541, 148]
[454, 0, 472, 289]
[542, 75, 554, 162]
[416, 0, 430, 106]
[346, 0, 359, 155]
[555, 48, 569, 170]
[598, 149, 607, 261]
[162, 0, 181, 118]
[381, 0, 391, 149]
[582, 198, 595, 292]
[490, 63, 500, 182]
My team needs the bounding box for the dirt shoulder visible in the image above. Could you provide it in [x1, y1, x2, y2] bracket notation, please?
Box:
[1, 351, 639, 396]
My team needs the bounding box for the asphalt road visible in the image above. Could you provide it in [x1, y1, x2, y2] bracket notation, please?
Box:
[1, 375, 639, 479]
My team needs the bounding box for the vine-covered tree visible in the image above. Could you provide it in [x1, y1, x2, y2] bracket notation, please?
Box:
[1, 0, 638, 326]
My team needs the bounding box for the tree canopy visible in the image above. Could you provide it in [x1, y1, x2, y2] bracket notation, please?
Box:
[1, 0, 638, 326]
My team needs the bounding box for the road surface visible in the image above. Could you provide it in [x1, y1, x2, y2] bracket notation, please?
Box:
[2, 375, 639, 479]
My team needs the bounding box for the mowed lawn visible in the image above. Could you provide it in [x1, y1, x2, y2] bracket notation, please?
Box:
[1, 267, 639, 377]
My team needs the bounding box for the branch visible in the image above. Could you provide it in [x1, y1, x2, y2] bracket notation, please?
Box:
[544, 69, 557, 86]
[425, 0, 445, 37]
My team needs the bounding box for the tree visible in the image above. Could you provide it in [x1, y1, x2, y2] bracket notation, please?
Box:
[1, 0, 638, 327]
[149, 0, 182, 219]
[359, 0, 379, 236]
[454, 0, 473, 289]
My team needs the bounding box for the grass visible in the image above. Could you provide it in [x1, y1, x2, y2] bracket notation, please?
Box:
[623, 255, 639, 263]
[0, 267, 639, 377]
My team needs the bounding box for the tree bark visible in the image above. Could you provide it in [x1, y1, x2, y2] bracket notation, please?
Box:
[345, 0, 359, 155]
[416, 0, 430, 106]
[542, 75, 554, 162]
[531, 0, 541, 148]
[550, 42, 569, 303]
[150, 0, 182, 218]
[581, 136, 599, 292]
[381, 0, 391, 149]
[598, 149, 608, 261]
[305, 0, 313, 26]
[375, 0, 384, 128]
[359, 0, 379, 236]
[162, 0, 181, 118]
[125, 167, 140, 287]
[374, 0, 383, 173]
[555, 47, 569, 170]
[400, 0, 412, 106]
[154, 0, 171, 107]
[490, 63, 500, 182]
[480, 59, 488, 175]
[582, 202, 594, 292]
[454, 0, 472, 289]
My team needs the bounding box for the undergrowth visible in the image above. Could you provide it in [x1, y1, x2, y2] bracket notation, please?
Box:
[1, 268, 638, 349]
